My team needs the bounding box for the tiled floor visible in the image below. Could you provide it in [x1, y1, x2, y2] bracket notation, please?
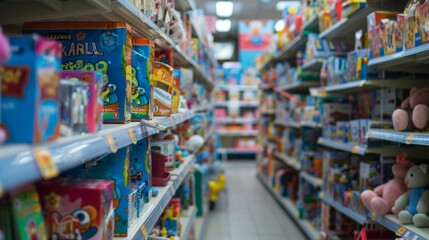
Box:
[202, 161, 307, 240]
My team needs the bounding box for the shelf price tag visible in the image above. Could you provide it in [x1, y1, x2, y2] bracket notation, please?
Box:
[128, 129, 137, 144]
[405, 134, 414, 145]
[140, 225, 148, 239]
[106, 135, 117, 153]
[351, 146, 360, 154]
[396, 226, 406, 236]
[34, 148, 59, 180]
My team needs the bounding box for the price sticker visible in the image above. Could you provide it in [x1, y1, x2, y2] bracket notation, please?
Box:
[351, 146, 360, 154]
[396, 226, 406, 236]
[140, 225, 148, 238]
[405, 134, 414, 145]
[106, 135, 117, 153]
[371, 212, 377, 220]
[34, 148, 59, 180]
[128, 128, 137, 144]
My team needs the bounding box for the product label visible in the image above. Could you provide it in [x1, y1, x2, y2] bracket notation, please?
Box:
[0, 65, 30, 98]
[153, 87, 172, 116]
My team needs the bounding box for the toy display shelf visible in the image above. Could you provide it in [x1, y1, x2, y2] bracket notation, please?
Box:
[257, 173, 320, 240]
[193, 104, 214, 113]
[203, 127, 215, 144]
[276, 36, 308, 62]
[217, 130, 259, 137]
[316, 79, 428, 95]
[300, 172, 323, 187]
[215, 101, 259, 107]
[0, 111, 194, 196]
[217, 148, 259, 154]
[115, 155, 195, 240]
[317, 137, 369, 155]
[273, 152, 301, 171]
[217, 85, 259, 91]
[190, 19, 217, 68]
[194, 200, 210, 240]
[366, 129, 429, 146]
[274, 120, 302, 129]
[302, 59, 324, 72]
[178, 206, 198, 240]
[0, 0, 214, 89]
[368, 44, 429, 74]
[300, 121, 322, 128]
[303, 15, 319, 32]
[319, 7, 373, 40]
[279, 81, 320, 93]
[322, 195, 367, 225]
[215, 118, 258, 124]
[368, 212, 429, 240]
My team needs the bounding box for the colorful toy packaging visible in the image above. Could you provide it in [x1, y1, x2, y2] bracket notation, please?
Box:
[153, 61, 173, 117]
[129, 138, 152, 203]
[132, 38, 154, 120]
[155, 49, 174, 67]
[172, 69, 181, 114]
[61, 71, 103, 134]
[0, 35, 61, 143]
[36, 178, 115, 240]
[151, 139, 176, 170]
[23, 22, 133, 123]
[7, 185, 47, 240]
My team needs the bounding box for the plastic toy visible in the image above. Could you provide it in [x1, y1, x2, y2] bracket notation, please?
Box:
[208, 174, 226, 210]
[392, 87, 429, 131]
[1, 35, 61, 143]
[360, 152, 410, 216]
[151, 151, 171, 186]
[23, 22, 133, 123]
[185, 135, 204, 153]
[36, 178, 115, 240]
[392, 164, 429, 227]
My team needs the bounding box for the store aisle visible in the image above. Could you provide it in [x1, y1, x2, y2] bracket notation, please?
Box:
[202, 161, 307, 240]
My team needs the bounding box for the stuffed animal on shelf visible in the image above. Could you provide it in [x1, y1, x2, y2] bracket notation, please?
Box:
[360, 152, 411, 216]
[392, 87, 429, 131]
[392, 164, 429, 227]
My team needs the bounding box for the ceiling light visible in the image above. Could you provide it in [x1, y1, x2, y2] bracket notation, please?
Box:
[216, 19, 232, 32]
[274, 19, 285, 32]
[276, 1, 301, 11]
[216, 1, 234, 17]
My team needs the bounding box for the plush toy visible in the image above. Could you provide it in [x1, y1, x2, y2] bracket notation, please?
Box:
[361, 152, 411, 216]
[392, 164, 429, 227]
[392, 87, 429, 131]
[185, 135, 204, 153]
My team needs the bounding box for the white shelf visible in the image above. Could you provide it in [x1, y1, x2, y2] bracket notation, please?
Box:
[300, 121, 322, 128]
[317, 137, 368, 155]
[115, 154, 195, 240]
[273, 152, 301, 171]
[302, 59, 324, 72]
[322, 195, 367, 225]
[217, 85, 259, 91]
[369, 213, 429, 240]
[276, 36, 308, 61]
[274, 120, 301, 129]
[179, 206, 198, 240]
[300, 172, 323, 187]
[366, 129, 429, 146]
[217, 130, 259, 136]
[279, 81, 320, 93]
[193, 104, 214, 112]
[215, 118, 258, 124]
[217, 148, 259, 154]
[319, 7, 373, 40]
[258, 173, 320, 240]
[0, 111, 194, 195]
[215, 101, 259, 107]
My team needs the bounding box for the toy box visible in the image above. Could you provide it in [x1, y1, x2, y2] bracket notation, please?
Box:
[396, 14, 406, 51]
[382, 19, 398, 55]
[367, 11, 398, 32]
[152, 61, 173, 117]
[130, 138, 152, 202]
[36, 178, 115, 240]
[23, 22, 133, 123]
[371, 88, 402, 120]
[9, 185, 47, 240]
[78, 147, 132, 237]
[420, 1, 429, 44]
[155, 49, 174, 67]
[172, 69, 181, 113]
[132, 38, 154, 120]
[59, 80, 89, 136]
[61, 71, 103, 133]
[0, 35, 61, 143]
[178, 68, 194, 100]
[151, 139, 176, 170]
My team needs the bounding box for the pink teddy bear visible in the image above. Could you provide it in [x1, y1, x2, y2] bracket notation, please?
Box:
[361, 152, 411, 216]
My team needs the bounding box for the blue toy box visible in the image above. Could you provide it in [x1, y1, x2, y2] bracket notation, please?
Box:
[23, 22, 133, 123]
[0, 35, 61, 143]
[130, 139, 152, 203]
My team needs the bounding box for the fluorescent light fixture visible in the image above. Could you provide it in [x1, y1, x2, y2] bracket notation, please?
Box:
[276, 1, 301, 11]
[216, 1, 234, 17]
[216, 19, 232, 32]
[274, 19, 285, 32]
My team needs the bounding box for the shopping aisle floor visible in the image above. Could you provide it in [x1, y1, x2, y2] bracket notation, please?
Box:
[202, 161, 307, 240]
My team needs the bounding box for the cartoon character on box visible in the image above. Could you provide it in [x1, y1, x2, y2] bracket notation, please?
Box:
[36, 179, 115, 240]
[0, 36, 61, 143]
[23, 22, 133, 123]
[421, 1, 429, 44]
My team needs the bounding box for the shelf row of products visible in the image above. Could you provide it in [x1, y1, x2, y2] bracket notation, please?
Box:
[256, 0, 429, 239]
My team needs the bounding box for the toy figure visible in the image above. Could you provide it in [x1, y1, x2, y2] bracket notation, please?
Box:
[392, 164, 429, 227]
